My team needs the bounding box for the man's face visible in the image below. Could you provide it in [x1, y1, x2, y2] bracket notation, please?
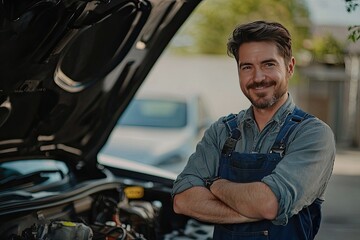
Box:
[237, 41, 295, 110]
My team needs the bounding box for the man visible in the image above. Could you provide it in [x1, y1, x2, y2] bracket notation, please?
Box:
[172, 21, 335, 239]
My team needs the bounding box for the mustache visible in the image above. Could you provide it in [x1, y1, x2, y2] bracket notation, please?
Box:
[247, 80, 275, 89]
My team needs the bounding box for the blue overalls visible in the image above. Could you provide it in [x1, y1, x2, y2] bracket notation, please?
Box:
[213, 107, 323, 240]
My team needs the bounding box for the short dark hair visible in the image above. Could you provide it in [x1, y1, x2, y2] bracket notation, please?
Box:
[227, 21, 292, 64]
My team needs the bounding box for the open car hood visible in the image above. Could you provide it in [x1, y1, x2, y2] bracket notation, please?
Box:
[0, 0, 202, 168]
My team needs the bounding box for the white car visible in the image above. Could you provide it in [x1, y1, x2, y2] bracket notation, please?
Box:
[101, 91, 211, 168]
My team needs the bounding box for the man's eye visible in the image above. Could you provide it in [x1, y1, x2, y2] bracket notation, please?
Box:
[264, 63, 275, 67]
[241, 66, 251, 70]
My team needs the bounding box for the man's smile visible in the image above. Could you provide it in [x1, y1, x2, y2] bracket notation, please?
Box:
[248, 81, 275, 91]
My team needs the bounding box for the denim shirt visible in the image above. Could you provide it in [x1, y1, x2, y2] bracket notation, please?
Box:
[172, 94, 336, 225]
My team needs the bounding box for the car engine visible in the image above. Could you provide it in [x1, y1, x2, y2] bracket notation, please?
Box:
[1, 186, 159, 240]
[0, 183, 213, 240]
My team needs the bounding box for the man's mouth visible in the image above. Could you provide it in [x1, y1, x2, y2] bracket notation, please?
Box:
[249, 81, 274, 90]
[254, 85, 267, 90]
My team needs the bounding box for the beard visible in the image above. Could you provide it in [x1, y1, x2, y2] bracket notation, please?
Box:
[246, 80, 287, 109]
[251, 95, 277, 109]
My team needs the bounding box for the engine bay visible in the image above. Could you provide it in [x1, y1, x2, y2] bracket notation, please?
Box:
[0, 157, 213, 240]
[0, 180, 213, 240]
[1, 185, 157, 239]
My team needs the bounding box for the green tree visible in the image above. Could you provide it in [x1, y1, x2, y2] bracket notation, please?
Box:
[311, 35, 345, 64]
[173, 0, 310, 55]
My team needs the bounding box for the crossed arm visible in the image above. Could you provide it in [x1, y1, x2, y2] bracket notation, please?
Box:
[173, 179, 278, 224]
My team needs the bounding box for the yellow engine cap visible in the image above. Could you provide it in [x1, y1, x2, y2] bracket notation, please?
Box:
[60, 221, 77, 227]
[124, 186, 144, 199]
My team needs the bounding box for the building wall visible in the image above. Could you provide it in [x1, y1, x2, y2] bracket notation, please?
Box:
[297, 63, 359, 149]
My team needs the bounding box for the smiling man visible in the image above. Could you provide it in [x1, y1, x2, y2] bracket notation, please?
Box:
[172, 21, 336, 239]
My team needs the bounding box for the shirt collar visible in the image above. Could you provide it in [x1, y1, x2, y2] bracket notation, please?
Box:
[240, 93, 296, 125]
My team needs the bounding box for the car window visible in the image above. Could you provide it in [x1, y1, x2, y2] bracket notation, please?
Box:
[118, 99, 187, 128]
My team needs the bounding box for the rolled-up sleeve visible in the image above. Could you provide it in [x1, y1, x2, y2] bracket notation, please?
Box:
[172, 118, 227, 197]
[262, 118, 336, 225]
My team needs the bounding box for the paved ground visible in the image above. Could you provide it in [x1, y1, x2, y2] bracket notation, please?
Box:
[316, 150, 360, 240]
[331, 150, 360, 176]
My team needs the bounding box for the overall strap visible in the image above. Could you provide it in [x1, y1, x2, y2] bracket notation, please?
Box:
[221, 114, 241, 156]
[270, 107, 314, 157]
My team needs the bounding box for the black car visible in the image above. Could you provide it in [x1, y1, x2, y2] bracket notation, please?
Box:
[0, 0, 210, 239]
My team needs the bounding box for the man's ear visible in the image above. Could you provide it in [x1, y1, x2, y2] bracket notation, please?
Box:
[288, 57, 295, 75]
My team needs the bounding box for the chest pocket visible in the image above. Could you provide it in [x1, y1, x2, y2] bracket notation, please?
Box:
[219, 152, 281, 182]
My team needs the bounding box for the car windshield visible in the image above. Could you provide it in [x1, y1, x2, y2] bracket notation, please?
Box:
[118, 98, 187, 128]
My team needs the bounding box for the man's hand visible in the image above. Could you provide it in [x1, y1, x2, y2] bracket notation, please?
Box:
[210, 179, 278, 220]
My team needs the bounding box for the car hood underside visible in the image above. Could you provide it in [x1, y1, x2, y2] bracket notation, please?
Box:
[0, 0, 202, 168]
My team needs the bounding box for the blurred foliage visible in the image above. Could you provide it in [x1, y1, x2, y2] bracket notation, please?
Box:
[310, 35, 345, 64]
[348, 25, 360, 42]
[345, 0, 359, 12]
[169, 0, 357, 65]
[345, 0, 360, 42]
[171, 0, 310, 56]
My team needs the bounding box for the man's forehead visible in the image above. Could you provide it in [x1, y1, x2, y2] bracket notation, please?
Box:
[238, 41, 279, 54]
[237, 42, 284, 63]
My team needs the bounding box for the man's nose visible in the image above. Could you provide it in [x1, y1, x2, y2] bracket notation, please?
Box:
[254, 68, 266, 82]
